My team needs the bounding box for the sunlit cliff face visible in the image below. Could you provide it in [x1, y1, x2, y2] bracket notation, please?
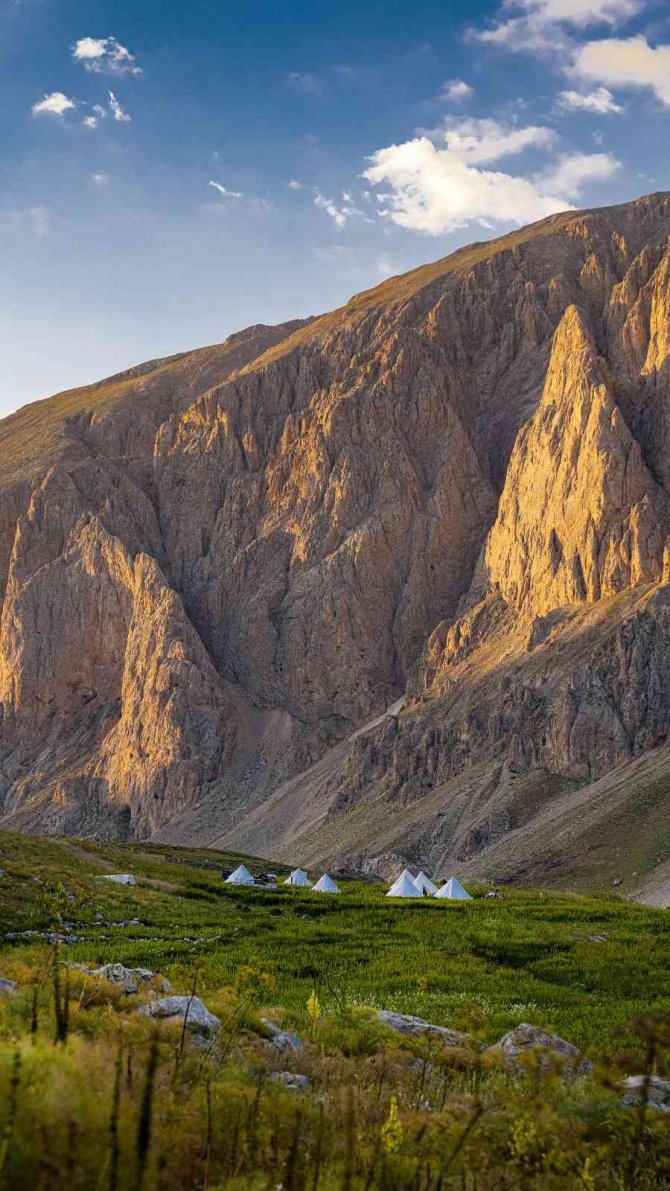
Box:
[0, 193, 669, 851]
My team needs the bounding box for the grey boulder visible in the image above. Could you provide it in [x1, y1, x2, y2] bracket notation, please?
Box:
[491, 1024, 592, 1077]
[0, 978, 17, 996]
[261, 1018, 302, 1053]
[378, 1011, 476, 1049]
[622, 1075, 670, 1111]
[101, 874, 136, 886]
[76, 962, 170, 994]
[138, 995, 220, 1036]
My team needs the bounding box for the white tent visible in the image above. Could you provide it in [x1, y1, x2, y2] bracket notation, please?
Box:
[435, 876, 472, 900]
[284, 868, 312, 887]
[225, 864, 255, 886]
[312, 873, 340, 894]
[387, 870, 422, 898]
[413, 871, 438, 896]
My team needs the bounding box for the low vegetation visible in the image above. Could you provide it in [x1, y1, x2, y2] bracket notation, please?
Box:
[0, 831, 668, 1188]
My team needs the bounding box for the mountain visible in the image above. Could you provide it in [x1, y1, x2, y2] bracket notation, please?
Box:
[0, 192, 669, 902]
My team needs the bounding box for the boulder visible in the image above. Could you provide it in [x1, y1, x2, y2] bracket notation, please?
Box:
[377, 1011, 477, 1049]
[0, 977, 17, 996]
[260, 1018, 302, 1053]
[138, 995, 220, 1036]
[81, 962, 170, 994]
[270, 1071, 309, 1091]
[101, 874, 136, 886]
[491, 1024, 592, 1076]
[622, 1075, 670, 1111]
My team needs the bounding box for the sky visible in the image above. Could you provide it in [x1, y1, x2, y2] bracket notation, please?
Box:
[1, 0, 669, 415]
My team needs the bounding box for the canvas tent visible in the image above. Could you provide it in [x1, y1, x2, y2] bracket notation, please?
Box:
[284, 868, 312, 887]
[413, 871, 438, 896]
[435, 877, 472, 900]
[313, 874, 340, 894]
[225, 864, 255, 886]
[387, 869, 422, 898]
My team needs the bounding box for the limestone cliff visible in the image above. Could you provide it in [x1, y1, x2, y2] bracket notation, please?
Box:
[0, 191, 669, 891]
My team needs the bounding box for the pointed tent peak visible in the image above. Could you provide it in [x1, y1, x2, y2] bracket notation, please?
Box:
[386, 867, 417, 896]
[387, 872, 422, 898]
[414, 871, 438, 896]
[395, 867, 416, 883]
[225, 864, 255, 886]
[284, 868, 312, 887]
[435, 876, 472, 900]
[313, 873, 340, 893]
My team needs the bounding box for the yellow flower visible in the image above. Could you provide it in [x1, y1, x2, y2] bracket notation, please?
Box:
[381, 1096, 403, 1154]
[307, 988, 321, 1019]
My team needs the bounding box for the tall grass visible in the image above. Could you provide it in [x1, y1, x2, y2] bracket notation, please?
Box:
[0, 831, 669, 1187]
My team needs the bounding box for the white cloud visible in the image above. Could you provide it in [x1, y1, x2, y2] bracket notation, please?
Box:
[83, 103, 109, 129]
[573, 35, 670, 105]
[536, 149, 619, 196]
[472, 0, 642, 53]
[288, 179, 303, 190]
[314, 191, 362, 227]
[209, 180, 243, 198]
[362, 121, 619, 235]
[108, 91, 131, 123]
[440, 79, 474, 102]
[443, 117, 555, 163]
[557, 86, 624, 112]
[32, 92, 77, 117]
[90, 173, 109, 187]
[72, 37, 141, 76]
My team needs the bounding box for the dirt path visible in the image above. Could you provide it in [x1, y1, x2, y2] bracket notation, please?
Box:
[51, 838, 111, 869]
[50, 838, 179, 892]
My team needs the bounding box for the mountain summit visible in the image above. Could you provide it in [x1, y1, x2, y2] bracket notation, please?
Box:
[1, 192, 669, 899]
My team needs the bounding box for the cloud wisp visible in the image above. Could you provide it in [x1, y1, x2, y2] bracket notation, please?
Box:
[471, 0, 643, 53]
[108, 92, 131, 123]
[209, 180, 244, 199]
[440, 79, 474, 103]
[72, 37, 142, 77]
[313, 191, 365, 227]
[286, 71, 322, 94]
[557, 87, 624, 113]
[440, 117, 555, 163]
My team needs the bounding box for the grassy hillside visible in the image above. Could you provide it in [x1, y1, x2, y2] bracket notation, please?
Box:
[1, 832, 669, 1189]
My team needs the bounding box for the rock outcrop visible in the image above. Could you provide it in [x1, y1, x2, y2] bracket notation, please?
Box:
[489, 1024, 592, 1077]
[138, 995, 221, 1036]
[0, 192, 669, 880]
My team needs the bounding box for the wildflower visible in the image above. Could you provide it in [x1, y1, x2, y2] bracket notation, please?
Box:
[381, 1096, 403, 1154]
[307, 989, 321, 1019]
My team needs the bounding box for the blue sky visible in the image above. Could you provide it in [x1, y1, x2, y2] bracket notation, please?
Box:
[1, 0, 669, 414]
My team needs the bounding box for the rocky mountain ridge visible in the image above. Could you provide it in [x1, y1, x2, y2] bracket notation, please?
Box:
[1, 191, 669, 896]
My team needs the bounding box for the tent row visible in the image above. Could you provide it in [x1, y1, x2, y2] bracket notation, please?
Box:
[387, 869, 472, 900]
[225, 865, 340, 893]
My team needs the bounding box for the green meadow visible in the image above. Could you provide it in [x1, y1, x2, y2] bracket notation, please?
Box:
[0, 830, 669, 1189]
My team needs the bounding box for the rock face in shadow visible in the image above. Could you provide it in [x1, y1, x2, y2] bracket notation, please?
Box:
[0, 192, 669, 853]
